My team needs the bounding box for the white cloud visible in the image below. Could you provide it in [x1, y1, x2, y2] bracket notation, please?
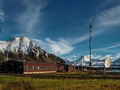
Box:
[95, 5, 120, 27]
[98, 0, 115, 9]
[85, 53, 116, 61]
[116, 53, 120, 59]
[89, 43, 120, 61]
[32, 38, 74, 55]
[104, 53, 120, 60]
[46, 38, 73, 55]
[28, 4, 120, 57]
[0, 0, 5, 23]
[0, 8, 4, 22]
[91, 53, 120, 61]
[15, 0, 48, 35]
[92, 54, 102, 59]
[71, 34, 89, 45]
[88, 5, 120, 61]
[93, 43, 120, 53]
[104, 54, 111, 58]
[85, 54, 103, 60]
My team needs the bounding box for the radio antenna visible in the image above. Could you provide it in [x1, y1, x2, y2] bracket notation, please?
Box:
[89, 18, 92, 74]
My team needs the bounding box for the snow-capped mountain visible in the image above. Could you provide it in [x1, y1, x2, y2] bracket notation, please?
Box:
[0, 37, 43, 55]
[112, 58, 120, 65]
[65, 56, 120, 68]
[0, 37, 65, 64]
[65, 56, 105, 66]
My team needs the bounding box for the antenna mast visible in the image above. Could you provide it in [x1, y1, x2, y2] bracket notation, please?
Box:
[89, 19, 92, 74]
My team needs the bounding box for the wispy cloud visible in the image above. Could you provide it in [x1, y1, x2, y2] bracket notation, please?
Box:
[67, 5, 120, 46]
[97, 53, 120, 61]
[70, 34, 89, 45]
[98, 0, 115, 9]
[95, 5, 120, 27]
[32, 38, 74, 55]
[116, 53, 120, 59]
[19, 2, 120, 57]
[0, 8, 4, 22]
[93, 43, 120, 53]
[32, 28, 108, 56]
[0, 0, 6, 39]
[15, 0, 48, 35]
[85, 53, 119, 61]
[88, 5, 120, 39]
[46, 38, 73, 55]
[0, 0, 5, 23]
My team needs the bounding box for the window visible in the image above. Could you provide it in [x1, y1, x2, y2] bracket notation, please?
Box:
[41, 66, 43, 70]
[38, 66, 39, 70]
[26, 66, 29, 70]
[32, 66, 34, 70]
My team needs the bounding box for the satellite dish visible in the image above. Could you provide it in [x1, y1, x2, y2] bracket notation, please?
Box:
[104, 57, 112, 76]
[104, 57, 112, 68]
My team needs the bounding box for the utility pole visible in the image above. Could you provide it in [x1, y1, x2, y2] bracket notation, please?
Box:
[89, 20, 92, 74]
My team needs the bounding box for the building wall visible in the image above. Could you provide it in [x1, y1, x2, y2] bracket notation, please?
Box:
[2, 60, 74, 74]
[57, 64, 65, 72]
[2, 60, 23, 74]
[23, 62, 57, 74]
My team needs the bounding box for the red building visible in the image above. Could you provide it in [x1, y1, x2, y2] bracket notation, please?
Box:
[2, 60, 58, 74]
[2, 60, 75, 74]
[24, 62, 57, 74]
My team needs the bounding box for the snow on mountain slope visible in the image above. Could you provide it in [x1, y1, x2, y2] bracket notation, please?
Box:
[112, 58, 120, 65]
[0, 37, 65, 64]
[0, 37, 43, 55]
[0, 41, 7, 52]
[65, 56, 105, 66]
[65, 56, 120, 68]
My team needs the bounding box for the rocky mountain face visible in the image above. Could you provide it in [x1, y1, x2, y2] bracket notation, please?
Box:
[112, 58, 120, 65]
[65, 56, 105, 66]
[0, 37, 65, 64]
[65, 56, 120, 67]
[66, 56, 120, 67]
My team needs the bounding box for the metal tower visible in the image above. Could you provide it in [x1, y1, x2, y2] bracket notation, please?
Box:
[89, 20, 92, 74]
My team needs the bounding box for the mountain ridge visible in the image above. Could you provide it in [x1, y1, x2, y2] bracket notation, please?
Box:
[65, 56, 120, 67]
[0, 37, 65, 64]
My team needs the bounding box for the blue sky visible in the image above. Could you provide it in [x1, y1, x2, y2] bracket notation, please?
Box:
[0, 0, 120, 61]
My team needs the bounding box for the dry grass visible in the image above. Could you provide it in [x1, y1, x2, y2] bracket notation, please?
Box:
[0, 72, 120, 90]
